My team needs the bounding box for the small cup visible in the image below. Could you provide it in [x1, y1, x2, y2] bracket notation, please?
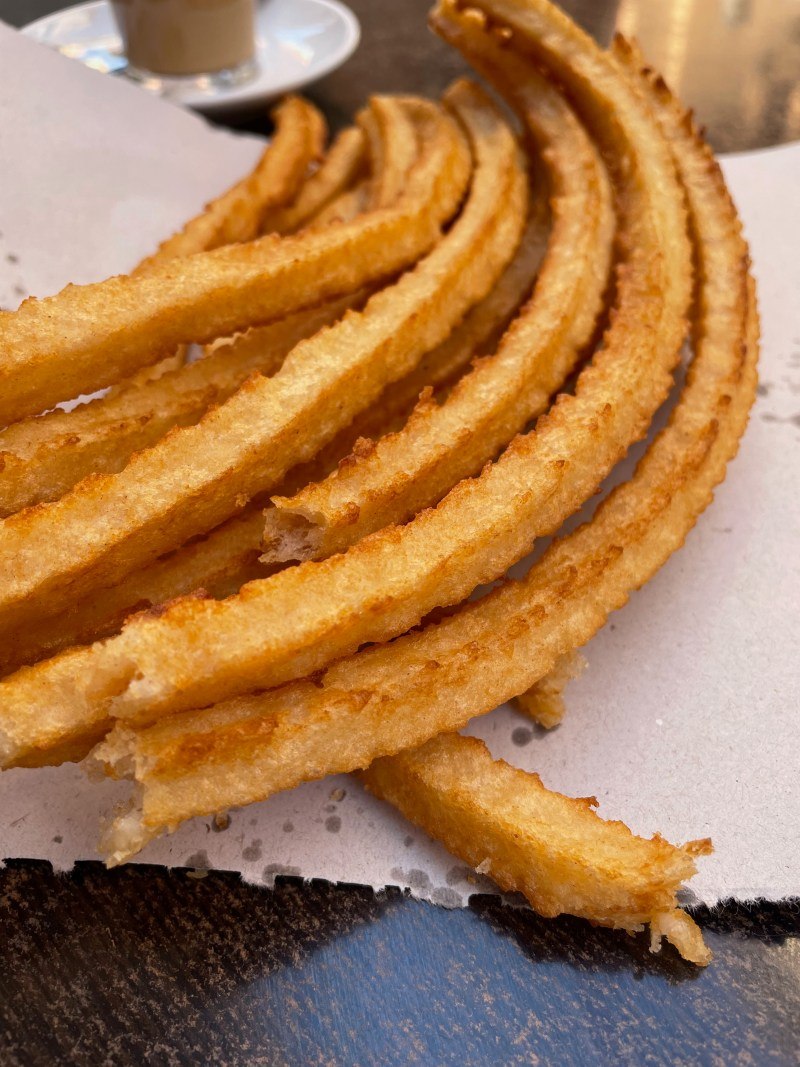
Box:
[111, 0, 258, 92]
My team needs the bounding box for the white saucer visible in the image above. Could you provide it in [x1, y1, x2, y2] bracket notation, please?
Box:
[21, 0, 361, 114]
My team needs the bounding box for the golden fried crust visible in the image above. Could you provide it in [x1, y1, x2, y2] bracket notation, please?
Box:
[0, 100, 460, 428]
[359, 96, 420, 209]
[265, 34, 615, 563]
[0, 99, 472, 634]
[93, 219, 753, 876]
[0, 295, 363, 517]
[360, 733, 712, 963]
[513, 649, 587, 728]
[308, 181, 370, 227]
[89, 17, 755, 972]
[280, 185, 550, 501]
[263, 125, 367, 235]
[136, 95, 327, 269]
[0, 510, 268, 680]
[0, 1, 694, 763]
[97, 5, 690, 720]
[0, 97, 336, 514]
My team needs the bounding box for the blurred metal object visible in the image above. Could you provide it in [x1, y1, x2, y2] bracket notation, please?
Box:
[562, 0, 800, 152]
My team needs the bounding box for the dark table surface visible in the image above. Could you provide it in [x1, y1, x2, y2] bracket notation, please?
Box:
[1, 1, 799, 1064]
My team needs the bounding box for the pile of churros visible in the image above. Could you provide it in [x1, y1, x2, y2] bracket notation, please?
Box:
[0, 0, 758, 967]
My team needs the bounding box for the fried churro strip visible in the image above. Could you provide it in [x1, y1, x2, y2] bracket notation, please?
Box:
[0, 2, 694, 759]
[137, 95, 326, 268]
[66, 2, 689, 727]
[359, 734, 713, 965]
[360, 96, 421, 208]
[97, 0, 691, 719]
[309, 181, 370, 227]
[0, 96, 475, 630]
[302, 96, 417, 239]
[93, 54, 754, 977]
[277, 194, 549, 499]
[232, 93, 541, 505]
[0, 98, 334, 509]
[265, 38, 614, 562]
[0, 98, 463, 427]
[284, 160, 550, 495]
[89, 29, 755, 928]
[0, 144, 544, 668]
[0, 84, 533, 764]
[0, 296, 363, 516]
[262, 126, 367, 235]
[512, 650, 587, 728]
[0, 510, 267, 679]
